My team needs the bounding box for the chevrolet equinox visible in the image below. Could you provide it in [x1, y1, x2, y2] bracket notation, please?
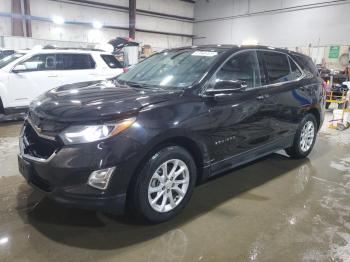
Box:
[18, 45, 324, 223]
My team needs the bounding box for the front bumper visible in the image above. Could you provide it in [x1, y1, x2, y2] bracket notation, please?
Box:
[17, 123, 143, 214]
[18, 152, 126, 214]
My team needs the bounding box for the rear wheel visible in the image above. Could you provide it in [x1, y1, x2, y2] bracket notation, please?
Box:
[130, 146, 196, 223]
[285, 114, 317, 159]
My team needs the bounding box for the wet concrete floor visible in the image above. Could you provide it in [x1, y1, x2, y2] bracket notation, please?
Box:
[0, 111, 349, 261]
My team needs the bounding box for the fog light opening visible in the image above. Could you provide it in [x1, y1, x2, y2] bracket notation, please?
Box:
[88, 167, 116, 190]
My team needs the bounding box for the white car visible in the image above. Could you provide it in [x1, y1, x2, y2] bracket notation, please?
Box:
[0, 49, 124, 114]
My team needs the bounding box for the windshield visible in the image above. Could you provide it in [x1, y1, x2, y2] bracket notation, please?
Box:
[117, 49, 222, 89]
[0, 53, 25, 69]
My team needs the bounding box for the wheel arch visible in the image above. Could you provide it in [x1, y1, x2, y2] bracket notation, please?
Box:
[307, 108, 321, 130]
[125, 135, 207, 208]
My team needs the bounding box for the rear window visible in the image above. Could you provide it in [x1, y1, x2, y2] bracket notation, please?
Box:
[101, 55, 122, 68]
[56, 54, 96, 70]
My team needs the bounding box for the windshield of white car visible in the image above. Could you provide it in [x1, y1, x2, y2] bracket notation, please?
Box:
[0, 53, 25, 69]
[116, 49, 222, 89]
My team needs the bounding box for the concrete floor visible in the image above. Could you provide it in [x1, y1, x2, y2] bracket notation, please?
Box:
[0, 112, 349, 262]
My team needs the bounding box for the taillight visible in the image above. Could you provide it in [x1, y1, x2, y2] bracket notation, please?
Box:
[123, 67, 129, 73]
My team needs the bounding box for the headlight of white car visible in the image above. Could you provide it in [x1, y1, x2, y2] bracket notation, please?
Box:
[59, 117, 136, 144]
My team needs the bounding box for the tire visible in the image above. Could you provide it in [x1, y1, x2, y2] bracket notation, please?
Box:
[130, 146, 197, 223]
[325, 102, 330, 109]
[285, 114, 317, 159]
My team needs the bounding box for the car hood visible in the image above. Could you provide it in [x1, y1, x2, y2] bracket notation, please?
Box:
[30, 80, 183, 122]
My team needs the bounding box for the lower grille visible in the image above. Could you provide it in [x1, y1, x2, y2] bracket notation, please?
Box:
[30, 168, 52, 192]
[23, 123, 61, 160]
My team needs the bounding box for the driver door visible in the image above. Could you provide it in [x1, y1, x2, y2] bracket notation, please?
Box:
[7, 53, 61, 108]
[206, 50, 274, 173]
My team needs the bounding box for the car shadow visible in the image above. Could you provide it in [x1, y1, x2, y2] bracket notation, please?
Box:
[18, 152, 311, 250]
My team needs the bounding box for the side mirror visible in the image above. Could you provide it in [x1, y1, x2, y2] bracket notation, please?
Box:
[206, 80, 248, 95]
[12, 64, 26, 73]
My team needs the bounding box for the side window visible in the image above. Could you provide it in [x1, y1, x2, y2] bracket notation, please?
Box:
[292, 55, 317, 78]
[215, 51, 261, 88]
[101, 55, 123, 68]
[263, 52, 291, 84]
[288, 57, 303, 80]
[56, 54, 96, 70]
[18, 54, 57, 71]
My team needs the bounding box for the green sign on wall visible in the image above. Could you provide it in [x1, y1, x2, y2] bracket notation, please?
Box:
[329, 46, 340, 59]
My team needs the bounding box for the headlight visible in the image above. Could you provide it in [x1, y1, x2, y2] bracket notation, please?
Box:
[59, 117, 136, 144]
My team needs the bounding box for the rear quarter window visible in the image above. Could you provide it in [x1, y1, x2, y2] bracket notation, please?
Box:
[291, 54, 318, 78]
[101, 55, 123, 68]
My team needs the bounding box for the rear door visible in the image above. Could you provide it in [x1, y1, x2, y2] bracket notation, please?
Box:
[206, 50, 274, 170]
[258, 50, 305, 140]
[55, 53, 98, 85]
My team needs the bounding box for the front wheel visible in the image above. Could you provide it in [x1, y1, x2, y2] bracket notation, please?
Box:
[285, 114, 317, 159]
[130, 146, 196, 223]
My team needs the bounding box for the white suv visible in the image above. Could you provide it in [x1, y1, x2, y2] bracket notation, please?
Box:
[0, 49, 124, 114]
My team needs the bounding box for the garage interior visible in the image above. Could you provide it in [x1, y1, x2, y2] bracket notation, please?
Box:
[1, 0, 350, 261]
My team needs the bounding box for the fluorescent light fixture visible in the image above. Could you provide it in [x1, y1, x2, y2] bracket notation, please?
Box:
[92, 21, 103, 29]
[241, 39, 259, 45]
[52, 16, 64, 25]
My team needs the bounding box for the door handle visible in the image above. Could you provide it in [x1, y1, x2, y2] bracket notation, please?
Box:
[256, 94, 270, 100]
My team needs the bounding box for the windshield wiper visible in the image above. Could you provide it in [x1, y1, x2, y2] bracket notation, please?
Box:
[125, 81, 153, 89]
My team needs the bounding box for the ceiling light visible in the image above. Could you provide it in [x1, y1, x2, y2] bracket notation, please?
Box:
[52, 16, 64, 25]
[92, 21, 103, 29]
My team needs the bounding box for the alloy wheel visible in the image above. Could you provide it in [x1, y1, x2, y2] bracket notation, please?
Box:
[148, 159, 190, 213]
[300, 120, 315, 152]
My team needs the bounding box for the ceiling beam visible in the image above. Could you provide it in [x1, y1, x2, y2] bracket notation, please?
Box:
[129, 0, 136, 39]
[60, 0, 194, 21]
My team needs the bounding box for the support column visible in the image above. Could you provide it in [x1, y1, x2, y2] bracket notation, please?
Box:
[129, 0, 136, 39]
[11, 0, 24, 36]
[23, 0, 32, 37]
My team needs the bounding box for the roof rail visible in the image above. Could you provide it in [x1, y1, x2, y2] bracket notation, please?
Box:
[42, 45, 105, 52]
